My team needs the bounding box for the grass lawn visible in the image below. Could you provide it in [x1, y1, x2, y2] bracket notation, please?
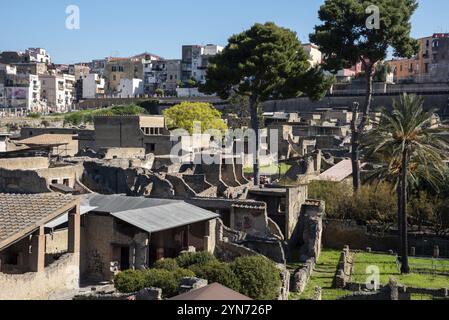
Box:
[244, 163, 291, 176]
[352, 253, 449, 289]
[289, 249, 352, 300]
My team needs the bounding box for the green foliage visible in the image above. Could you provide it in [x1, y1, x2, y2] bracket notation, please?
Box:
[189, 261, 241, 292]
[201, 22, 333, 102]
[114, 270, 146, 293]
[163, 102, 228, 134]
[231, 256, 281, 300]
[153, 258, 179, 271]
[63, 104, 148, 126]
[143, 269, 178, 297]
[28, 112, 41, 119]
[374, 61, 393, 82]
[175, 251, 218, 268]
[172, 268, 196, 282]
[6, 123, 19, 132]
[114, 266, 195, 298]
[310, 0, 419, 73]
[155, 88, 165, 97]
[309, 181, 396, 223]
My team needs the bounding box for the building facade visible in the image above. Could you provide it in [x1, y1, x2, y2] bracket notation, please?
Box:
[389, 33, 449, 83]
[40, 74, 76, 113]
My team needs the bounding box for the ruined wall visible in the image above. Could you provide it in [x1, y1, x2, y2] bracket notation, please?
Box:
[231, 205, 269, 238]
[298, 201, 325, 262]
[82, 161, 174, 198]
[37, 164, 84, 189]
[165, 174, 197, 197]
[0, 163, 84, 194]
[101, 148, 146, 160]
[83, 214, 150, 281]
[286, 185, 308, 244]
[45, 229, 69, 255]
[0, 253, 80, 300]
[0, 169, 50, 193]
[0, 157, 49, 170]
[323, 219, 449, 257]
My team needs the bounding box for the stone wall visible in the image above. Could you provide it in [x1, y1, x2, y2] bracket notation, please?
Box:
[0, 157, 49, 170]
[0, 253, 80, 300]
[293, 258, 316, 294]
[0, 163, 84, 194]
[335, 246, 354, 289]
[323, 219, 449, 257]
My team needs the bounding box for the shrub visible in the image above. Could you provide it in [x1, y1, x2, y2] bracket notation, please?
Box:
[309, 181, 397, 223]
[173, 268, 196, 282]
[114, 270, 146, 293]
[143, 269, 178, 298]
[28, 112, 41, 119]
[175, 251, 217, 268]
[153, 258, 179, 271]
[189, 261, 240, 292]
[231, 256, 281, 300]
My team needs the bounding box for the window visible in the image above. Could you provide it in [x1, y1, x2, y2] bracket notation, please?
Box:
[51, 179, 59, 184]
[146, 143, 156, 153]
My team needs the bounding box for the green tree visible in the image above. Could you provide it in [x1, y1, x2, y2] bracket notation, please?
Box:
[114, 270, 146, 293]
[374, 61, 393, 82]
[189, 261, 241, 292]
[231, 255, 281, 300]
[310, 0, 419, 191]
[155, 88, 165, 97]
[201, 22, 334, 185]
[364, 94, 449, 273]
[175, 251, 218, 268]
[163, 102, 228, 134]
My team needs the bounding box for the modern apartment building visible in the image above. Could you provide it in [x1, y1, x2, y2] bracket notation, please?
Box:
[81, 74, 105, 99]
[0, 64, 44, 113]
[144, 59, 181, 95]
[25, 48, 51, 64]
[105, 53, 161, 94]
[181, 44, 223, 84]
[40, 74, 76, 113]
[389, 33, 449, 83]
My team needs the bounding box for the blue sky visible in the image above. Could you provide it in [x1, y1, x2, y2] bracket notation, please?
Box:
[1, 0, 448, 64]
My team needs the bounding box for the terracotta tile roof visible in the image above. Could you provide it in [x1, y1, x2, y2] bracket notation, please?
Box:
[18, 134, 75, 146]
[0, 193, 79, 250]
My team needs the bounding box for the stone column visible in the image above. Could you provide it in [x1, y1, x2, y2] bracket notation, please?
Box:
[68, 205, 81, 254]
[29, 226, 45, 273]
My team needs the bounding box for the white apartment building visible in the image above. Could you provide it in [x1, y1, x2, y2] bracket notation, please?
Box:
[40, 74, 76, 113]
[302, 43, 323, 67]
[0, 64, 44, 114]
[118, 78, 144, 98]
[82, 74, 105, 99]
[26, 48, 51, 64]
[203, 44, 224, 56]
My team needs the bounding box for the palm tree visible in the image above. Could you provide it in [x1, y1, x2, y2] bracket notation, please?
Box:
[364, 94, 449, 274]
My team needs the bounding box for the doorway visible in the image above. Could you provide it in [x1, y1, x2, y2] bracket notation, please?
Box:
[120, 246, 130, 270]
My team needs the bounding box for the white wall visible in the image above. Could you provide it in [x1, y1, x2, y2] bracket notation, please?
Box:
[119, 78, 144, 98]
[82, 74, 105, 99]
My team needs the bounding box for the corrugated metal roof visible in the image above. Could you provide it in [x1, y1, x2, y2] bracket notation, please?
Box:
[82, 194, 219, 233]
